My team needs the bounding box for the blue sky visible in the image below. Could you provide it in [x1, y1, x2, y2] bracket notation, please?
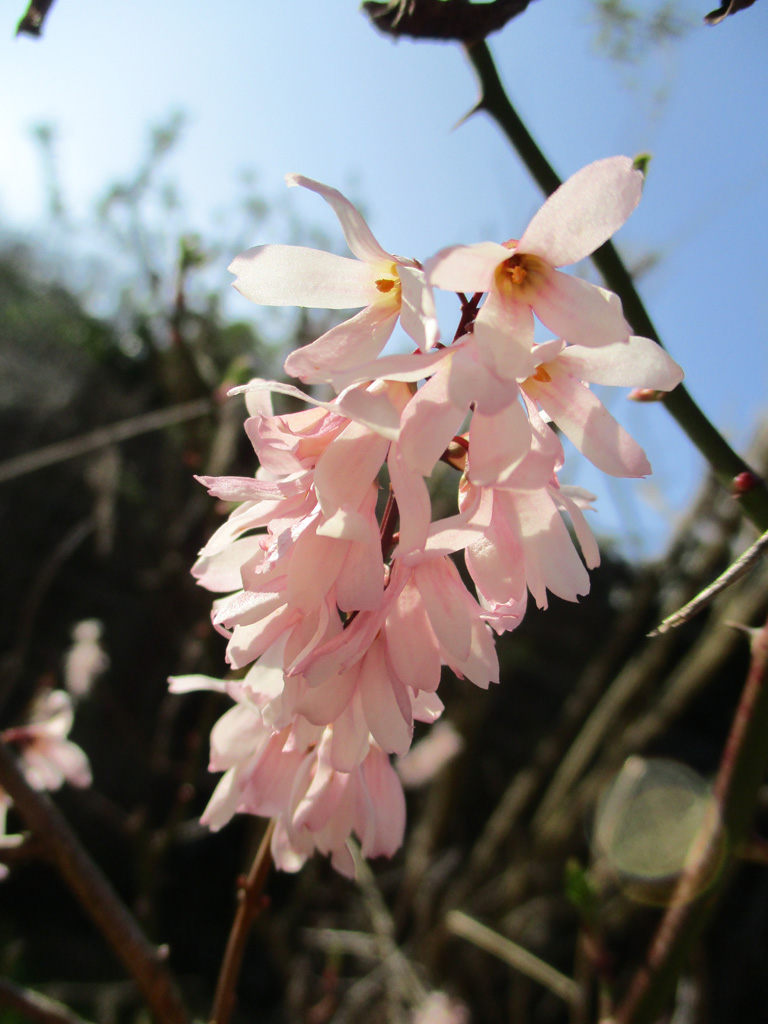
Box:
[2, 0, 767, 554]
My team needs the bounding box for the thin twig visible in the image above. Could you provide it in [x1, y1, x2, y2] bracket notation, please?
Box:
[0, 398, 213, 485]
[0, 977, 95, 1024]
[0, 741, 189, 1024]
[16, 0, 57, 36]
[210, 819, 275, 1024]
[445, 910, 582, 1006]
[650, 528, 768, 635]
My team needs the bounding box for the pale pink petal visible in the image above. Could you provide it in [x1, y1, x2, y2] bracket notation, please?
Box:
[468, 397, 530, 485]
[408, 512, 486, 562]
[359, 746, 406, 859]
[209, 704, 264, 766]
[334, 387, 402, 440]
[243, 740, 307, 816]
[329, 695, 371, 772]
[359, 639, 413, 756]
[334, 501, 385, 613]
[426, 242, 509, 293]
[384, 580, 442, 693]
[329, 842, 356, 878]
[445, 618, 499, 690]
[410, 690, 445, 723]
[313, 421, 390, 519]
[229, 244, 377, 308]
[557, 336, 684, 389]
[168, 674, 229, 695]
[398, 264, 440, 350]
[513, 489, 591, 607]
[227, 606, 295, 669]
[296, 664, 360, 725]
[415, 559, 472, 664]
[397, 363, 467, 476]
[388, 446, 432, 556]
[286, 174, 392, 264]
[519, 156, 643, 267]
[284, 302, 399, 384]
[192, 535, 264, 593]
[526, 371, 651, 477]
[466, 506, 525, 607]
[201, 768, 241, 830]
[331, 347, 448, 391]
[532, 273, 631, 348]
[448, 340, 516, 416]
[286, 525, 348, 614]
[195, 472, 308, 503]
[213, 587, 284, 628]
[553, 488, 601, 570]
[473, 288, 537, 381]
[270, 820, 308, 872]
[38, 740, 92, 789]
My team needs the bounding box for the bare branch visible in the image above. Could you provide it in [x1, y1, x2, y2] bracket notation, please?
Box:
[16, 0, 57, 37]
[649, 528, 768, 636]
[0, 741, 190, 1024]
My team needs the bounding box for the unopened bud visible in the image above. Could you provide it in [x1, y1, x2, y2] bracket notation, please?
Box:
[732, 471, 759, 496]
[633, 153, 652, 176]
[442, 435, 469, 472]
[628, 388, 664, 403]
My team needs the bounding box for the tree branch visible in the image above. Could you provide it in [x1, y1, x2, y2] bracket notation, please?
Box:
[0, 741, 190, 1024]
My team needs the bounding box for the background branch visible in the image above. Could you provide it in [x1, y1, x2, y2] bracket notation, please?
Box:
[0, 741, 190, 1024]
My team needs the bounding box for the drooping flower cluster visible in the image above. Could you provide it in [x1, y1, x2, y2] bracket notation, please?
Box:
[172, 158, 683, 877]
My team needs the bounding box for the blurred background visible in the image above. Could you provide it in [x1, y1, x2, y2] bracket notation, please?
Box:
[1, 2, 767, 1022]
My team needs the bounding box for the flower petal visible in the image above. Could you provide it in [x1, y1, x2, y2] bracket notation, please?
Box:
[533, 273, 631, 348]
[519, 156, 643, 267]
[557, 336, 684, 390]
[398, 264, 440, 350]
[473, 287, 537, 380]
[283, 302, 399, 384]
[426, 242, 508, 293]
[526, 371, 651, 477]
[468, 396, 531, 485]
[287, 174, 392, 265]
[229, 244, 377, 308]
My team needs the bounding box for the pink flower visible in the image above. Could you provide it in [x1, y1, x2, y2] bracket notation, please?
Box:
[229, 175, 437, 387]
[168, 676, 406, 878]
[426, 156, 644, 381]
[520, 335, 683, 477]
[460, 408, 600, 611]
[2, 690, 92, 792]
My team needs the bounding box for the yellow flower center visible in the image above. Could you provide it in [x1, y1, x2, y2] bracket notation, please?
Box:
[374, 263, 400, 297]
[495, 252, 547, 302]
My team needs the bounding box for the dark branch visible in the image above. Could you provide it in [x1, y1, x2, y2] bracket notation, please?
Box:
[705, 0, 758, 24]
[16, 0, 57, 37]
[362, 0, 535, 43]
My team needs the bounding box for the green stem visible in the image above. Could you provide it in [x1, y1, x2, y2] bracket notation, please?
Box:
[462, 38, 768, 532]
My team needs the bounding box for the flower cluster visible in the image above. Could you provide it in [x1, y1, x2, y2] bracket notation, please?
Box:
[172, 158, 683, 877]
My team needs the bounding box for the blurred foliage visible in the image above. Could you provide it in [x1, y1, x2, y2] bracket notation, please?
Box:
[589, 0, 694, 62]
